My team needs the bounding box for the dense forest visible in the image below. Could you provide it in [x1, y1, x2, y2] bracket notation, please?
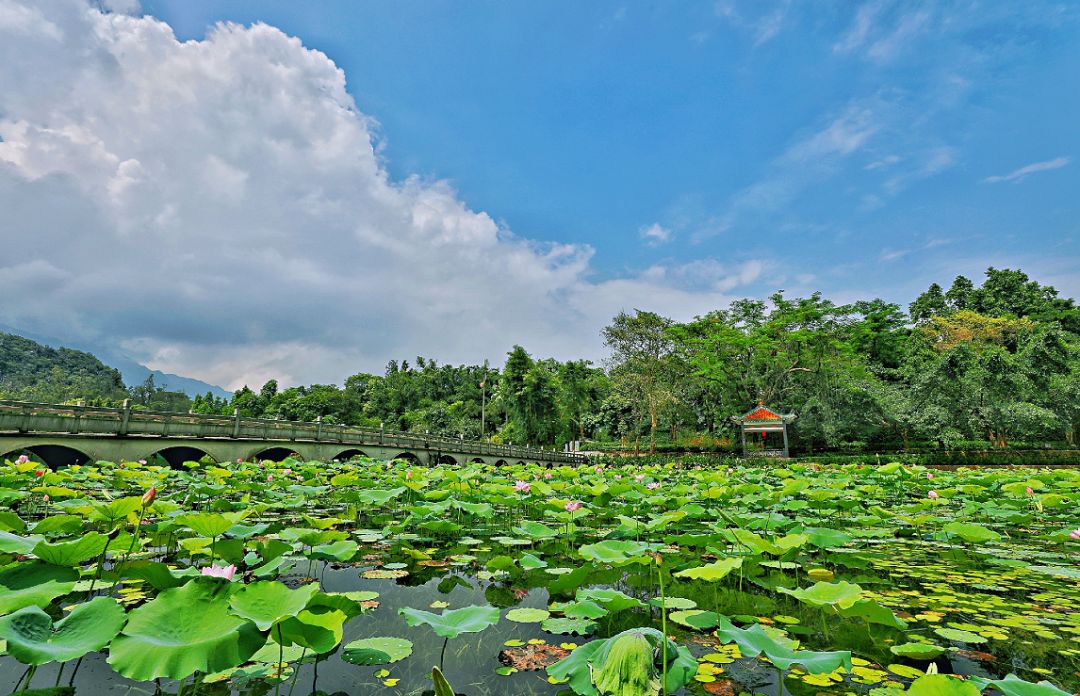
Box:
[3, 267, 1078, 452]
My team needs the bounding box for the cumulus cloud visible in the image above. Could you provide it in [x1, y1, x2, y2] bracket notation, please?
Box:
[0, 0, 760, 389]
[983, 156, 1071, 183]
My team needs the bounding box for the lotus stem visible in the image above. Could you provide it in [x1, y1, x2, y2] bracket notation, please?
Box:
[286, 647, 307, 696]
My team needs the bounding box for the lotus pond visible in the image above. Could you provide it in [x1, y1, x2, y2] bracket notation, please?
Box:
[1, 456, 1079, 696]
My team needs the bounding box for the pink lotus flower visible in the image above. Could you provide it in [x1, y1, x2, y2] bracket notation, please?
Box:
[595, 466, 603, 474]
[16, 454, 29, 464]
[926, 472, 934, 480]
[564, 501, 582, 512]
[296, 475, 303, 481]
[43, 494, 50, 502]
[1026, 486, 1034, 496]
[1068, 528, 1080, 540]
[283, 468, 292, 476]
[646, 482, 660, 490]
[513, 480, 531, 493]
[928, 490, 939, 500]
[236, 458, 243, 464]
[405, 470, 413, 479]
[634, 474, 645, 481]
[727, 468, 734, 475]
[266, 474, 273, 482]
[34, 469, 45, 477]
[544, 472, 553, 479]
[614, 474, 622, 480]
[138, 459, 147, 465]
[201, 564, 236, 580]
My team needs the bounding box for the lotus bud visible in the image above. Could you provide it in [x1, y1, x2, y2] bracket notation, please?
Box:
[142, 486, 156, 506]
[34, 469, 45, 477]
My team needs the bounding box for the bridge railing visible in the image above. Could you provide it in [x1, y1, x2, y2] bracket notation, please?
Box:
[0, 399, 585, 464]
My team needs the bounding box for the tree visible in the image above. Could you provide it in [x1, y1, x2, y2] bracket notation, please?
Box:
[602, 310, 679, 451]
[909, 283, 948, 324]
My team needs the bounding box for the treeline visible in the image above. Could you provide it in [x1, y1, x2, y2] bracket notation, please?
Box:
[5, 267, 1078, 452]
[185, 267, 1078, 452]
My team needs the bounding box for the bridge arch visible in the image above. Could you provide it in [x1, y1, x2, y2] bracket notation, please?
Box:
[2, 444, 91, 468]
[251, 446, 302, 462]
[494, 459, 508, 467]
[333, 448, 368, 461]
[468, 457, 485, 464]
[146, 446, 214, 469]
[435, 454, 458, 465]
[392, 452, 422, 465]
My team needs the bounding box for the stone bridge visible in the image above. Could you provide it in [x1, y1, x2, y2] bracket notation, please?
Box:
[0, 400, 585, 468]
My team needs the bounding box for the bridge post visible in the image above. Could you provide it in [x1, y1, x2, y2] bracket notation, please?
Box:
[119, 399, 131, 437]
[233, 409, 241, 438]
[316, 416, 323, 442]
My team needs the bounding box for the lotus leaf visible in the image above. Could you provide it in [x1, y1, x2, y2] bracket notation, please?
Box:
[33, 532, 109, 566]
[674, 557, 742, 582]
[276, 608, 347, 653]
[546, 627, 696, 696]
[907, 674, 981, 695]
[108, 579, 265, 680]
[342, 636, 414, 665]
[943, 522, 1002, 543]
[714, 617, 852, 673]
[969, 673, 1072, 696]
[779, 581, 862, 609]
[0, 596, 126, 665]
[0, 562, 78, 614]
[577, 540, 656, 565]
[506, 608, 551, 623]
[228, 581, 320, 630]
[399, 604, 500, 638]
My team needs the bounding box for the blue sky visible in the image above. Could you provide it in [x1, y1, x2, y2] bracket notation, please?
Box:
[1, 1, 1077, 387]
[144, 0, 1079, 300]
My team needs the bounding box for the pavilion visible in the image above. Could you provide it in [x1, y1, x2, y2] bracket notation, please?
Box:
[730, 401, 796, 458]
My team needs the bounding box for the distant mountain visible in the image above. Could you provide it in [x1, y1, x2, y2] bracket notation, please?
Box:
[0, 325, 231, 399]
[0, 331, 126, 402]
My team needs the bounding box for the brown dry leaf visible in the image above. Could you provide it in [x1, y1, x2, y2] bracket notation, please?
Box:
[498, 642, 571, 670]
[702, 678, 738, 695]
[953, 649, 996, 662]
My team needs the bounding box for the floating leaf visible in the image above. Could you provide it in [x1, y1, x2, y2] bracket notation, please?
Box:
[341, 637, 413, 665]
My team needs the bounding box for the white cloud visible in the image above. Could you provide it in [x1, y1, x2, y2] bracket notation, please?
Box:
[983, 156, 1071, 183]
[712, 0, 790, 46]
[639, 223, 672, 246]
[0, 1, 763, 389]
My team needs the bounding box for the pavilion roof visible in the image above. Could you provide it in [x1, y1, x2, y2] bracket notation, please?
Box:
[730, 401, 795, 423]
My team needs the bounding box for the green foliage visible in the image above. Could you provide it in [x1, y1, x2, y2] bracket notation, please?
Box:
[0, 331, 126, 403]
